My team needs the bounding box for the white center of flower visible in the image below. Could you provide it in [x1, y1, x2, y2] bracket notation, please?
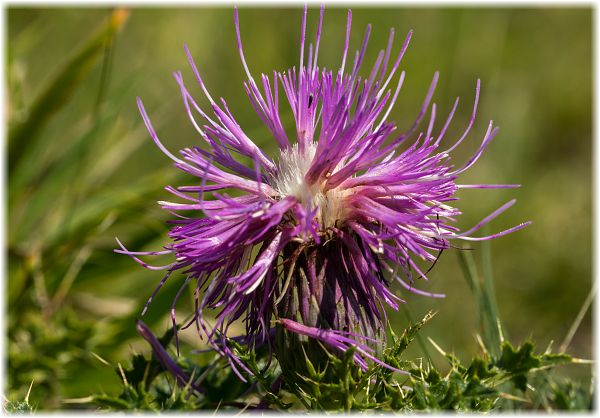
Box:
[273, 143, 349, 229]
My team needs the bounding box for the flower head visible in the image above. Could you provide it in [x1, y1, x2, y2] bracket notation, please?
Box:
[118, 6, 529, 380]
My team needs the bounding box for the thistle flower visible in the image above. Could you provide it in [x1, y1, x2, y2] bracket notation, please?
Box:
[117, 6, 529, 380]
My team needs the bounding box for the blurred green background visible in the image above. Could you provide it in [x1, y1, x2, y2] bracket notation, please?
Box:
[6, 6, 592, 409]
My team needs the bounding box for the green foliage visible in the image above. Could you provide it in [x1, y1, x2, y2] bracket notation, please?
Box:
[7, 307, 112, 409]
[550, 380, 593, 410]
[92, 361, 203, 411]
[3, 400, 35, 415]
[88, 312, 589, 412]
[3, 380, 35, 415]
[277, 312, 581, 412]
[90, 327, 287, 411]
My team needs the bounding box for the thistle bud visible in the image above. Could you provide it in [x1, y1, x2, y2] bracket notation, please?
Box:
[275, 239, 384, 385]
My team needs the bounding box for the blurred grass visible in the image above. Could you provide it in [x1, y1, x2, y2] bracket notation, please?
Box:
[457, 239, 503, 358]
[6, 6, 592, 409]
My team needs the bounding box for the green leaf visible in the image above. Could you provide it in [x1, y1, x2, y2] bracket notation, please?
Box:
[389, 311, 436, 360]
[497, 341, 541, 374]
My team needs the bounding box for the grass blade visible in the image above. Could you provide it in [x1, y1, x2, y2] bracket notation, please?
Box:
[457, 246, 502, 356]
[559, 284, 595, 353]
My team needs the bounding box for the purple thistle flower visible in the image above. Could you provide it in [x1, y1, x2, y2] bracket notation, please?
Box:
[118, 6, 530, 380]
